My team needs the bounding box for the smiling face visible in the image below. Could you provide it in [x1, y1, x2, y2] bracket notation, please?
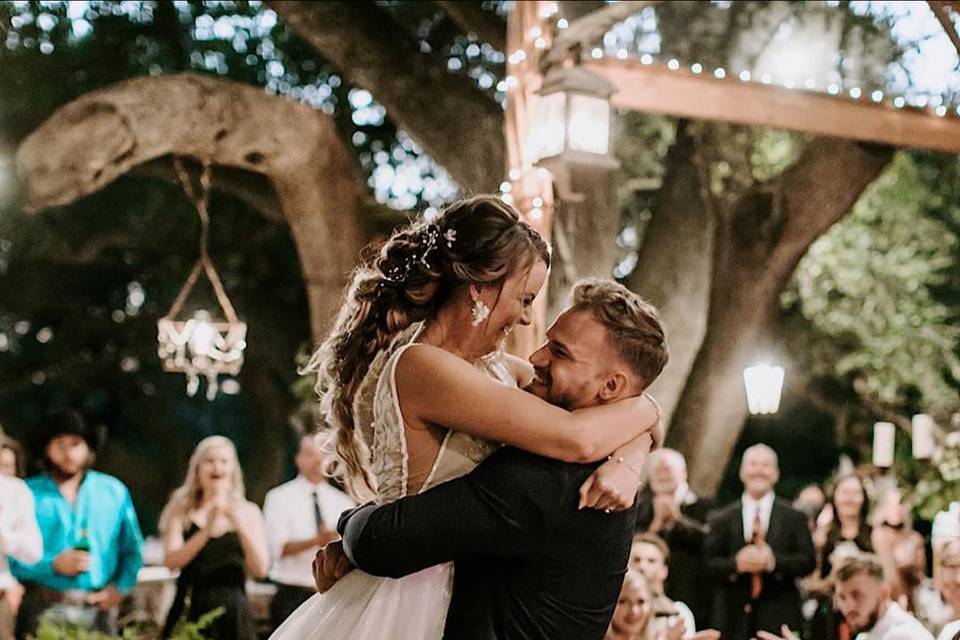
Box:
[527, 309, 623, 410]
[610, 574, 652, 637]
[478, 258, 547, 342]
[0, 446, 17, 477]
[629, 541, 669, 593]
[833, 476, 866, 521]
[739, 446, 780, 499]
[939, 541, 960, 610]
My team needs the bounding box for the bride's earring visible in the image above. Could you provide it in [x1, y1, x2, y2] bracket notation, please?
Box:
[470, 299, 490, 326]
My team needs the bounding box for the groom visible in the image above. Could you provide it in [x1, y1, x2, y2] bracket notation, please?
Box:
[321, 278, 669, 639]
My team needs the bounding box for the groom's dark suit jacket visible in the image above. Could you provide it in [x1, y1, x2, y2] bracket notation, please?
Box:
[338, 446, 638, 640]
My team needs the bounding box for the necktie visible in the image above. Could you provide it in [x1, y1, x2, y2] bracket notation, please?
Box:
[751, 508, 764, 599]
[312, 490, 324, 532]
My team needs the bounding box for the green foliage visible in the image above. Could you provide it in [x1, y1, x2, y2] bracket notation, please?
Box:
[910, 434, 960, 521]
[31, 606, 221, 640]
[786, 152, 960, 416]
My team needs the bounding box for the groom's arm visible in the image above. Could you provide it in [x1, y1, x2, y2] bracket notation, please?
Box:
[339, 448, 556, 578]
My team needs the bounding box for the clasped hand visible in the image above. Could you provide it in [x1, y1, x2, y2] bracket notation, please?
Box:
[313, 540, 353, 594]
[736, 543, 775, 574]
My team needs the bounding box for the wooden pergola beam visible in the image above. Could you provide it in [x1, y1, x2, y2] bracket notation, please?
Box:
[585, 58, 960, 154]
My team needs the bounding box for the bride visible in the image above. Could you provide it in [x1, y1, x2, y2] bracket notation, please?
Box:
[271, 195, 661, 639]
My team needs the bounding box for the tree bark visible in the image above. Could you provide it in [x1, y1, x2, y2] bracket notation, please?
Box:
[627, 122, 714, 427]
[268, 0, 505, 193]
[666, 138, 893, 494]
[15, 72, 365, 342]
[434, 1, 506, 51]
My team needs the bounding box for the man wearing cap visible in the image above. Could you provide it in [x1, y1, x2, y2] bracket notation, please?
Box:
[11, 410, 143, 637]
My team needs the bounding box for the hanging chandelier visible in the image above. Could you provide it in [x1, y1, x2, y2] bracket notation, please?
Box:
[157, 157, 247, 400]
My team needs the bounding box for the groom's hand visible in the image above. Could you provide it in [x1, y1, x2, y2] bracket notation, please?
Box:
[313, 540, 354, 593]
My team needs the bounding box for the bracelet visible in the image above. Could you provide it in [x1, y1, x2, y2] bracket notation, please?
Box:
[608, 455, 644, 481]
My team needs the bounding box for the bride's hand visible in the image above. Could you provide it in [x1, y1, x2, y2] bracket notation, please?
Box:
[577, 437, 649, 512]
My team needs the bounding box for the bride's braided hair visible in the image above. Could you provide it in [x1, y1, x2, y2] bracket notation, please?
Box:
[303, 195, 549, 500]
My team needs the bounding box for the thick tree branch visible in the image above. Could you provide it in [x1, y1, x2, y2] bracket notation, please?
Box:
[269, 0, 505, 192]
[435, 1, 506, 51]
[543, 1, 657, 70]
[929, 1, 960, 62]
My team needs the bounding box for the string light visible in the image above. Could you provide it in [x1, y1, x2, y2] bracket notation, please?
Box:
[894, 96, 906, 108]
[871, 90, 883, 102]
[617, 49, 628, 60]
[936, 105, 947, 117]
[499, 181, 512, 193]
[739, 70, 751, 82]
[714, 67, 726, 79]
[849, 87, 862, 99]
[535, 37, 546, 49]
[530, 207, 543, 220]
[557, 18, 568, 29]
[640, 54, 653, 65]
[667, 58, 680, 70]
[827, 83, 840, 95]
[501, 193, 514, 205]
[532, 196, 544, 207]
[529, 27, 542, 38]
[509, 168, 522, 180]
[805, 78, 817, 89]
[591, 48, 603, 59]
[690, 62, 702, 74]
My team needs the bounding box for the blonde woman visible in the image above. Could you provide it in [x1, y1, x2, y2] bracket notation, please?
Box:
[272, 196, 664, 639]
[159, 436, 268, 640]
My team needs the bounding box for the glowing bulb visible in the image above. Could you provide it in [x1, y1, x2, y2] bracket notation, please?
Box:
[739, 70, 751, 81]
[760, 73, 772, 84]
[557, 18, 568, 29]
[805, 78, 816, 89]
[827, 83, 840, 95]
[499, 181, 512, 193]
[936, 105, 947, 117]
[667, 59, 680, 70]
[714, 67, 726, 79]
[894, 96, 905, 108]
[591, 48, 603, 59]
[617, 49, 628, 60]
[871, 90, 883, 102]
[691, 62, 702, 74]
[640, 54, 653, 65]
[532, 196, 544, 207]
[849, 87, 861, 99]
[534, 37, 546, 49]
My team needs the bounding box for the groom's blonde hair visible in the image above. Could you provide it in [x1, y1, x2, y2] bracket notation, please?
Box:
[569, 278, 668, 390]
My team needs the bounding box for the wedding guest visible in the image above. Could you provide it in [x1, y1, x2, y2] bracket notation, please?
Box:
[263, 431, 354, 631]
[635, 448, 713, 627]
[160, 436, 268, 640]
[0, 445, 41, 640]
[11, 411, 143, 637]
[704, 444, 815, 640]
[606, 570, 654, 640]
[0, 437, 25, 479]
[934, 539, 960, 639]
[872, 487, 926, 612]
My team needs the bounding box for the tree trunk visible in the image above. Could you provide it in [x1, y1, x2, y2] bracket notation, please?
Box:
[268, 1, 505, 193]
[627, 122, 714, 426]
[666, 138, 893, 494]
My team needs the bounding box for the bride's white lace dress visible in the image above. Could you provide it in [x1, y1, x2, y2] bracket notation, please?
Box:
[270, 324, 516, 640]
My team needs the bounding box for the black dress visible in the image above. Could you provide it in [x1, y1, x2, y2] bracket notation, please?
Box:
[163, 524, 257, 640]
[806, 526, 873, 640]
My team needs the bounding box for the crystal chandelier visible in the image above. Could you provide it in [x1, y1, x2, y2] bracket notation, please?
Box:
[157, 157, 247, 400]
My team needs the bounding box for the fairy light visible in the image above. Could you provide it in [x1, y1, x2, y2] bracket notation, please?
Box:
[509, 168, 522, 181]
[667, 59, 680, 70]
[739, 70, 751, 82]
[916, 96, 929, 108]
[501, 193, 514, 205]
[534, 37, 546, 49]
[499, 181, 512, 193]
[530, 207, 543, 220]
[871, 90, 883, 103]
[690, 62, 703, 74]
[894, 96, 906, 108]
[557, 18, 568, 29]
[849, 87, 862, 99]
[805, 78, 817, 89]
[936, 105, 947, 117]
[714, 67, 726, 79]
[591, 48, 604, 59]
[641, 54, 653, 65]
[827, 83, 840, 95]
[760, 73, 772, 84]
[529, 27, 542, 38]
[532, 196, 544, 208]
[617, 49, 628, 60]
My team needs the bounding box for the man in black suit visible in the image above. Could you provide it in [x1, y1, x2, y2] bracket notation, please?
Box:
[635, 447, 714, 628]
[704, 444, 816, 640]
[321, 279, 669, 640]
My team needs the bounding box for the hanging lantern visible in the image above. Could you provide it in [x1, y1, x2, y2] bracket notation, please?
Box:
[157, 158, 246, 400]
[873, 421, 896, 468]
[742, 363, 785, 415]
[527, 65, 617, 167]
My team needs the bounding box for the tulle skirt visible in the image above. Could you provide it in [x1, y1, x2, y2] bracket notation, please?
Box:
[269, 563, 452, 640]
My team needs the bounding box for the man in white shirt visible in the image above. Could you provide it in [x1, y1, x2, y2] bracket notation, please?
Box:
[263, 432, 354, 631]
[0, 474, 42, 639]
[629, 532, 720, 640]
[834, 555, 933, 640]
[704, 444, 815, 640]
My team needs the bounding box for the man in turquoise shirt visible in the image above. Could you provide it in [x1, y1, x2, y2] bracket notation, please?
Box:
[11, 410, 143, 637]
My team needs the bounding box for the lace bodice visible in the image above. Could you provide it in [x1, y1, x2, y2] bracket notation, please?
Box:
[351, 323, 516, 505]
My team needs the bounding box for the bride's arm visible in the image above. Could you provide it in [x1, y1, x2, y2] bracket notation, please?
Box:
[396, 345, 658, 463]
